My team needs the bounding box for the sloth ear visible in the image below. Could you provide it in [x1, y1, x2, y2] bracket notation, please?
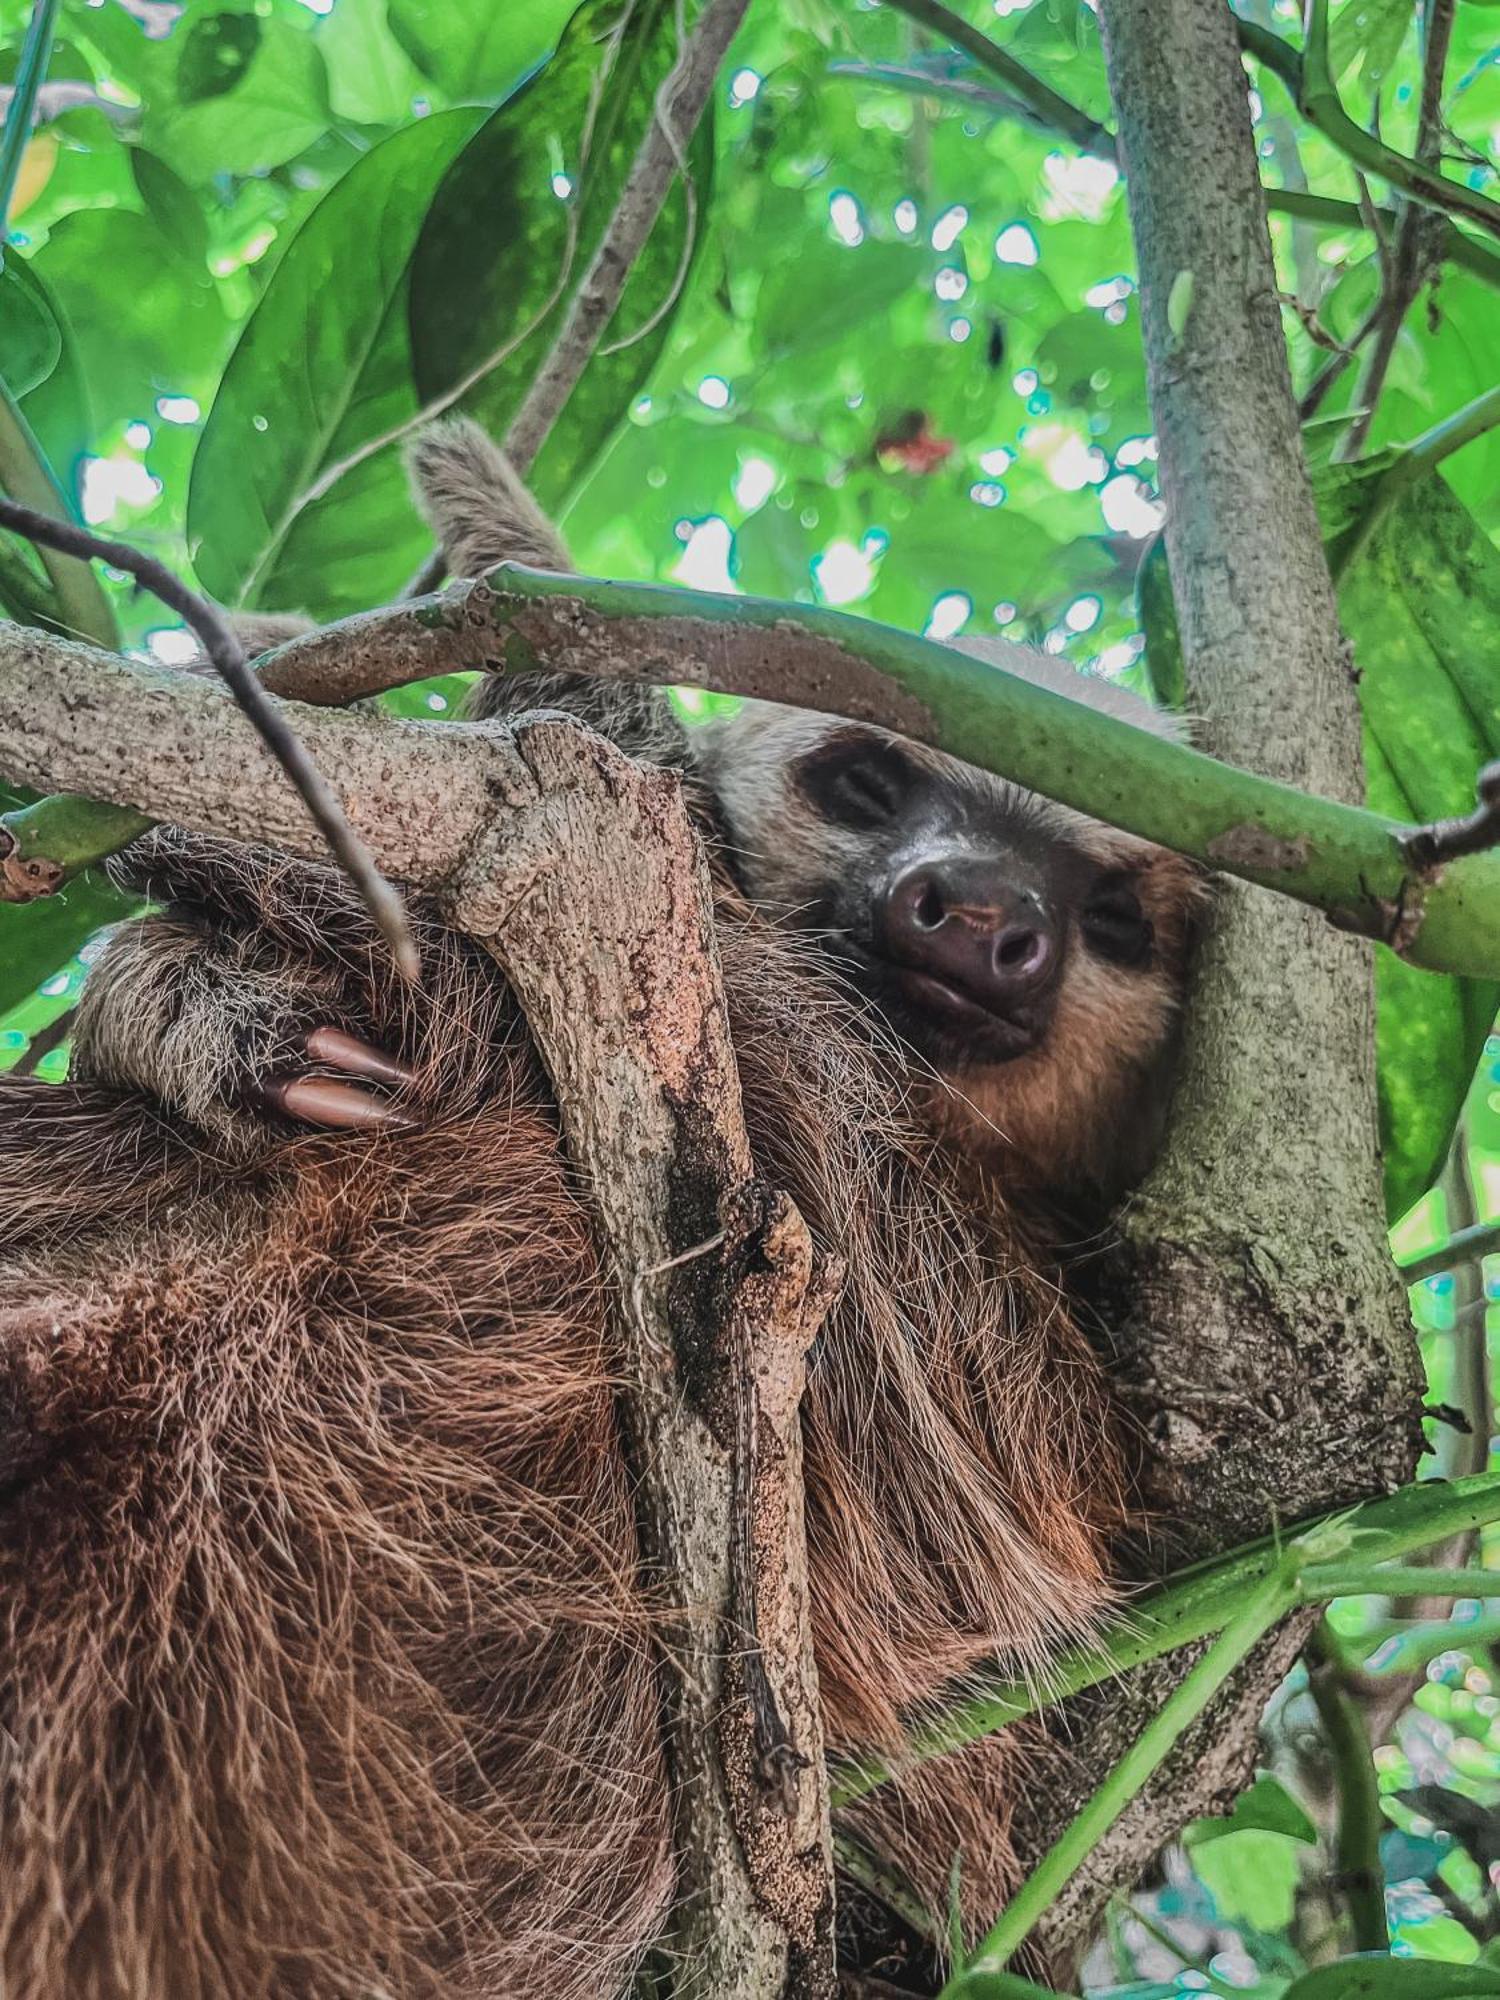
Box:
[405, 419, 572, 578]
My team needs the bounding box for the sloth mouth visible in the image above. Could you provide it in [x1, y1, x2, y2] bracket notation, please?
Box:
[837, 947, 1046, 1063]
[890, 967, 1043, 1058]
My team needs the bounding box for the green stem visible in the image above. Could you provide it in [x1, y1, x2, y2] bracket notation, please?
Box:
[1301, 1564, 1500, 1598]
[468, 565, 1500, 980]
[1399, 1216, 1500, 1283]
[11, 564, 1500, 976]
[1306, 1620, 1389, 1954]
[876, 0, 1115, 156]
[0, 0, 59, 243]
[830, 1469, 1500, 1808]
[944, 1577, 1290, 1984]
[1331, 381, 1500, 581]
[1264, 188, 1500, 293]
[0, 388, 118, 648]
[1237, 17, 1500, 242]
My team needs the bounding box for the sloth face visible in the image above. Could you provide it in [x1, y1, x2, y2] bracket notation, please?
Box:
[786, 727, 1161, 1070]
[694, 662, 1205, 1197]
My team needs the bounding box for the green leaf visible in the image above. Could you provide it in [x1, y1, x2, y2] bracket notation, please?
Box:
[1330, 0, 1414, 89]
[187, 104, 487, 617]
[0, 260, 62, 398]
[1135, 534, 1184, 709]
[753, 238, 920, 360]
[150, 17, 330, 181]
[129, 148, 209, 271]
[316, 0, 426, 126]
[1322, 460, 1500, 1216]
[407, 0, 713, 510]
[1191, 1826, 1303, 1931]
[26, 208, 228, 431]
[0, 872, 131, 1019]
[386, 0, 574, 100]
[1280, 1956, 1500, 2000]
[175, 9, 261, 106]
[1184, 1769, 1319, 1847]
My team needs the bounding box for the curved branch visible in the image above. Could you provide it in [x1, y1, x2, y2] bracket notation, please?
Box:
[4, 576, 1500, 978]
[0, 499, 415, 978]
[1238, 16, 1500, 241]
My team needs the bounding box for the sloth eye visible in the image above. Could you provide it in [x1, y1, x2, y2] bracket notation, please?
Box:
[1081, 877, 1154, 966]
[800, 742, 914, 829]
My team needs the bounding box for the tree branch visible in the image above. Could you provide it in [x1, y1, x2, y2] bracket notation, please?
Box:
[0, 499, 416, 977]
[874, 0, 1115, 158]
[1403, 759, 1500, 870]
[504, 0, 752, 475]
[1338, 0, 1456, 461]
[1008, 0, 1425, 1957]
[452, 717, 837, 1996]
[1237, 15, 1500, 241]
[5, 576, 1500, 977]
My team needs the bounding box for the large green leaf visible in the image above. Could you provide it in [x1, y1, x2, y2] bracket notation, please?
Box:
[1327, 463, 1500, 1219]
[1280, 1958, 1500, 2000]
[315, 0, 426, 127]
[386, 0, 574, 101]
[407, 0, 713, 511]
[150, 15, 330, 182]
[186, 105, 487, 617]
[27, 207, 228, 428]
[0, 262, 61, 400]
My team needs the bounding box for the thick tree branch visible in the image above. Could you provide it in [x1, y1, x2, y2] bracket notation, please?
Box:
[1002, 0, 1426, 1958]
[453, 718, 837, 1997]
[5, 581, 1500, 977]
[0, 499, 415, 977]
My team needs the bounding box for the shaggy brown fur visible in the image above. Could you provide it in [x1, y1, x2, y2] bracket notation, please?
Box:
[1, 849, 1125, 1997]
[0, 420, 1202, 1995]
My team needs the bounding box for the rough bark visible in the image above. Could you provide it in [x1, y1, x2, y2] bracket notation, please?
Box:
[1016, 0, 1424, 1958]
[450, 718, 837, 1998]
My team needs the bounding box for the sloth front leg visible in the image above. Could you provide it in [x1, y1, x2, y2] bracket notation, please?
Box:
[80, 832, 426, 1144]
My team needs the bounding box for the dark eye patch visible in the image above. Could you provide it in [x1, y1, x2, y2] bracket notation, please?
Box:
[797, 735, 917, 830]
[1080, 873, 1155, 968]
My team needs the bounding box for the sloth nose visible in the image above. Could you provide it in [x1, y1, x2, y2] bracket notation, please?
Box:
[881, 860, 1059, 1015]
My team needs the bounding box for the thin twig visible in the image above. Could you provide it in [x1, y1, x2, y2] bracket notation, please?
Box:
[875, 0, 1115, 157]
[1238, 14, 1500, 241]
[8, 1005, 71, 1077]
[1401, 758, 1500, 871]
[1338, 0, 1456, 460]
[1306, 1620, 1388, 1952]
[0, 497, 417, 978]
[505, 0, 750, 472]
[1298, 297, 1385, 422]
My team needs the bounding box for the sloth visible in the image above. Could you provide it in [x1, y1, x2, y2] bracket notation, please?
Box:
[0, 423, 1203, 2000]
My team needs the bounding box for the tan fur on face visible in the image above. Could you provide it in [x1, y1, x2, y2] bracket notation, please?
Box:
[0, 841, 1127, 1996]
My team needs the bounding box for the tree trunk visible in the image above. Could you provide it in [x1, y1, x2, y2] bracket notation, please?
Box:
[1017, 0, 1424, 1957]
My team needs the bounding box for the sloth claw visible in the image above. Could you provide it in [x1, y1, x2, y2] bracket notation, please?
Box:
[256, 1075, 419, 1133]
[301, 1026, 418, 1088]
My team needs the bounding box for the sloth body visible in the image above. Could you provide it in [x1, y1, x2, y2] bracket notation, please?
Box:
[0, 426, 1201, 1997]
